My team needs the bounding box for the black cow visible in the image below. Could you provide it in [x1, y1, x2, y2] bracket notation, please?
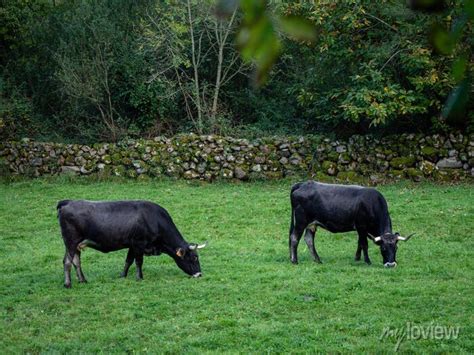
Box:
[289, 181, 413, 267]
[57, 200, 207, 288]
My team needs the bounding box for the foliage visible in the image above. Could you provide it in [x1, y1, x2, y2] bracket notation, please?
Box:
[0, 0, 472, 141]
[278, 0, 468, 131]
[0, 179, 473, 352]
[0, 78, 35, 140]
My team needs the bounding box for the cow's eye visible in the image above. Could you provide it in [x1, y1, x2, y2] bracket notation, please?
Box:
[193, 256, 198, 261]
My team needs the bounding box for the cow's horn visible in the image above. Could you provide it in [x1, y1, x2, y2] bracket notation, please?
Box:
[368, 233, 381, 242]
[397, 233, 415, 241]
[188, 241, 207, 251]
[197, 241, 208, 249]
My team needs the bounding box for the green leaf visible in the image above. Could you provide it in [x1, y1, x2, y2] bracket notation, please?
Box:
[237, 11, 281, 86]
[442, 78, 471, 120]
[240, 0, 266, 24]
[452, 56, 467, 82]
[279, 15, 317, 43]
[465, 0, 474, 20]
[429, 23, 454, 55]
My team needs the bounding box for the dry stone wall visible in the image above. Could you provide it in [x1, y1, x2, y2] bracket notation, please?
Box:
[1, 133, 473, 182]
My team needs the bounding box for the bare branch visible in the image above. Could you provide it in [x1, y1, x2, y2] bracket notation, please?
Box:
[365, 12, 398, 32]
[379, 48, 408, 72]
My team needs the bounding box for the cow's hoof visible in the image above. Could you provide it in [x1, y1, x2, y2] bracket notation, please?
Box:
[120, 273, 127, 278]
[78, 279, 87, 283]
[64, 283, 71, 289]
[355, 256, 361, 261]
[315, 259, 323, 264]
[291, 260, 298, 265]
[365, 260, 372, 265]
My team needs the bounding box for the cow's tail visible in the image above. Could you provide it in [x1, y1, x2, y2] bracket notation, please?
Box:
[56, 200, 70, 218]
[289, 183, 302, 237]
[289, 204, 295, 237]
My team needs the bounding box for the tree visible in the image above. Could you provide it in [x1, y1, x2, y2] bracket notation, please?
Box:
[143, 0, 247, 134]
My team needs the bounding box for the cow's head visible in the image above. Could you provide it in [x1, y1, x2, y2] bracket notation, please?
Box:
[368, 233, 414, 267]
[174, 242, 207, 277]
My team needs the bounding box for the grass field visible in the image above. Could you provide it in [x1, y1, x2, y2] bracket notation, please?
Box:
[0, 178, 473, 352]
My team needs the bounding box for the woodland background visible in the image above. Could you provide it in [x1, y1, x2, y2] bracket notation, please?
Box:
[1, 0, 473, 143]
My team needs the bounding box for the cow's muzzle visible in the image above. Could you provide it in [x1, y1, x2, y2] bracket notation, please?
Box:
[384, 262, 397, 268]
[192, 272, 202, 278]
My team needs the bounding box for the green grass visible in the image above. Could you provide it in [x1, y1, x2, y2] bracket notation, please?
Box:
[0, 178, 473, 353]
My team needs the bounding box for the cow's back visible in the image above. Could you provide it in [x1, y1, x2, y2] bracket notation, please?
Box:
[58, 200, 162, 251]
[291, 181, 373, 233]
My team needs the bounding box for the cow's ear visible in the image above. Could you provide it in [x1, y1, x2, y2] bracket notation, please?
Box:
[176, 248, 186, 258]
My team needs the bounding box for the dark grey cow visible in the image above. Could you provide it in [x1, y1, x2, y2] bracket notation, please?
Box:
[57, 200, 207, 288]
[289, 181, 413, 267]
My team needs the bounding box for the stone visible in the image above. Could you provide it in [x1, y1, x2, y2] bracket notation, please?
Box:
[255, 156, 265, 164]
[102, 155, 112, 164]
[390, 170, 404, 179]
[1, 132, 471, 181]
[390, 156, 416, 169]
[80, 166, 92, 175]
[322, 161, 337, 176]
[327, 166, 337, 176]
[234, 167, 247, 180]
[406, 168, 423, 182]
[61, 166, 80, 174]
[30, 158, 43, 166]
[327, 151, 339, 162]
[336, 145, 347, 153]
[281, 150, 290, 158]
[370, 174, 382, 183]
[197, 163, 207, 174]
[420, 146, 438, 161]
[419, 160, 436, 176]
[184, 170, 199, 179]
[113, 166, 126, 176]
[338, 153, 351, 164]
[289, 155, 301, 165]
[436, 158, 463, 169]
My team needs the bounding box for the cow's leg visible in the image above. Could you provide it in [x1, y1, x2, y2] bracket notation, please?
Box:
[357, 230, 371, 265]
[63, 252, 73, 288]
[72, 251, 87, 283]
[134, 252, 144, 280]
[289, 206, 306, 264]
[355, 242, 362, 261]
[120, 249, 135, 278]
[304, 225, 322, 263]
[59, 219, 82, 288]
